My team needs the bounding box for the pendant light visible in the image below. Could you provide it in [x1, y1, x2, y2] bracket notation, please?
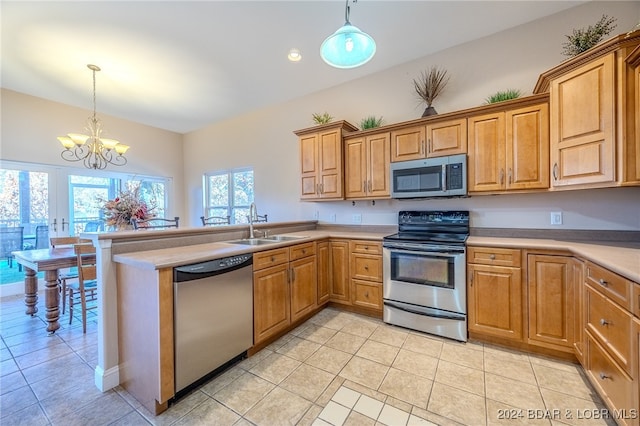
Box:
[58, 64, 129, 170]
[320, 0, 376, 69]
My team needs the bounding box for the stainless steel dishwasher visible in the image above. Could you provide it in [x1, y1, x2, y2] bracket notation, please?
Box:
[173, 253, 253, 393]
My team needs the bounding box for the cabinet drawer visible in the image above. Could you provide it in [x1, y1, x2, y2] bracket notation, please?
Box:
[350, 240, 382, 255]
[253, 248, 289, 270]
[585, 284, 634, 375]
[585, 333, 636, 425]
[467, 246, 521, 267]
[586, 261, 632, 311]
[352, 279, 382, 310]
[290, 242, 316, 261]
[351, 254, 382, 282]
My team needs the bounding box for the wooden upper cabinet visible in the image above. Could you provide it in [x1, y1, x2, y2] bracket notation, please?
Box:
[535, 29, 640, 188]
[295, 121, 358, 200]
[391, 119, 466, 162]
[468, 101, 549, 193]
[345, 132, 391, 199]
[425, 118, 467, 157]
[468, 112, 506, 192]
[391, 125, 425, 162]
[550, 54, 615, 187]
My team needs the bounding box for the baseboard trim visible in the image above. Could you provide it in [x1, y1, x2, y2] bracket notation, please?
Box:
[95, 364, 120, 392]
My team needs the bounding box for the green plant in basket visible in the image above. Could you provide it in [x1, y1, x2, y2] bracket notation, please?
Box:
[485, 89, 522, 104]
[360, 116, 384, 130]
[312, 112, 333, 125]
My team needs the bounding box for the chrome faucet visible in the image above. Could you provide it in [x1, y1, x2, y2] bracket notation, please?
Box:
[248, 202, 257, 238]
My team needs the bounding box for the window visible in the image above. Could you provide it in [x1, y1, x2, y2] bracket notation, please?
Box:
[204, 168, 254, 224]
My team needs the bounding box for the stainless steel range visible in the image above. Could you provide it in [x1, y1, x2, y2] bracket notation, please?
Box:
[383, 210, 469, 342]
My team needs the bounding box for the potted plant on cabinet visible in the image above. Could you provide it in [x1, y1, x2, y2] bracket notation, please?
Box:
[413, 66, 450, 117]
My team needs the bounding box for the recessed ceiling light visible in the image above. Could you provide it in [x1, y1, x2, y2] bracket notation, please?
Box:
[288, 48, 302, 62]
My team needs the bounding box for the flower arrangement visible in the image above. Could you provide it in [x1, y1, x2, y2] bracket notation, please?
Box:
[99, 184, 155, 229]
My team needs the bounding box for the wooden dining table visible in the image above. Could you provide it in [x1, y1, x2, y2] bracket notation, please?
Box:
[12, 247, 93, 333]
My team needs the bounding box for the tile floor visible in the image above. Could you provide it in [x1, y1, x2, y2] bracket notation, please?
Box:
[0, 292, 615, 426]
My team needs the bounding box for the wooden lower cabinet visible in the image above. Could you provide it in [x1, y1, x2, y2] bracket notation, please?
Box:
[350, 240, 383, 313]
[253, 263, 290, 343]
[317, 240, 330, 305]
[527, 254, 574, 352]
[253, 243, 317, 345]
[467, 262, 523, 341]
[329, 239, 350, 304]
[573, 259, 585, 364]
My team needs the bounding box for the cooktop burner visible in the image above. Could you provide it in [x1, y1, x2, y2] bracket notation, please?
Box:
[384, 210, 470, 245]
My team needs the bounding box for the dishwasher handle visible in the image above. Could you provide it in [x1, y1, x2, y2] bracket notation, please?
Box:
[174, 253, 253, 282]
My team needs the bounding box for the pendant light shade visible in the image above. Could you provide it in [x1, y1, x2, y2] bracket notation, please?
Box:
[320, 0, 376, 69]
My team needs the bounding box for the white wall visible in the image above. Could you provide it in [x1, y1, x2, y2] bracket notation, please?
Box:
[183, 1, 640, 231]
[1, 88, 185, 217]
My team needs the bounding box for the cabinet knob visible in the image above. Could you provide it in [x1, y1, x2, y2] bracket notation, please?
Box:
[489, 254, 496, 260]
[598, 278, 608, 287]
[302, 249, 306, 254]
[364, 291, 369, 298]
[599, 373, 610, 380]
[364, 265, 369, 270]
[270, 256, 275, 262]
[599, 318, 609, 326]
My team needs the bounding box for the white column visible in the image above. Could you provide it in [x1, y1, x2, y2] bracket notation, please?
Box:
[92, 237, 120, 391]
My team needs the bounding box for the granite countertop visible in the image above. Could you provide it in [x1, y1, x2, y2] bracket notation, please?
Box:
[113, 230, 640, 283]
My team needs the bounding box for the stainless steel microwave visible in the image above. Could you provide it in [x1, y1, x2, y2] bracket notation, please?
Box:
[390, 154, 467, 199]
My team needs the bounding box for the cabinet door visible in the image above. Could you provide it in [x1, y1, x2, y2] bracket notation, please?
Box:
[366, 132, 391, 198]
[550, 53, 615, 187]
[573, 259, 585, 364]
[290, 256, 317, 323]
[329, 240, 350, 304]
[300, 133, 319, 199]
[468, 112, 506, 192]
[318, 129, 343, 199]
[468, 264, 522, 340]
[345, 136, 367, 198]
[317, 241, 330, 305]
[391, 125, 425, 162]
[527, 254, 574, 352]
[426, 118, 467, 157]
[253, 264, 290, 344]
[506, 103, 550, 190]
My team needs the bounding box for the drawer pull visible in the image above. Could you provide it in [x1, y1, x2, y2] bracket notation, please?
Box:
[599, 318, 609, 326]
[364, 291, 369, 298]
[364, 265, 369, 270]
[598, 278, 608, 287]
[302, 249, 306, 254]
[599, 373, 610, 380]
[270, 256, 275, 262]
[489, 254, 496, 260]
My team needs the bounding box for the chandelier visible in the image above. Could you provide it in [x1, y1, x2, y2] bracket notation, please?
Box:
[57, 64, 129, 169]
[320, 0, 376, 69]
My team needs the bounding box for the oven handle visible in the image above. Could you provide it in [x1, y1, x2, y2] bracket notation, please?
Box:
[384, 300, 465, 321]
[383, 245, 464, 257]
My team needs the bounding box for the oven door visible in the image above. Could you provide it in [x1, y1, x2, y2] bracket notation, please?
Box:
[383, 246, 466, 314]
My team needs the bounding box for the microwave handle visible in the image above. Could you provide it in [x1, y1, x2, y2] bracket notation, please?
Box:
[442, 164, 447, 190]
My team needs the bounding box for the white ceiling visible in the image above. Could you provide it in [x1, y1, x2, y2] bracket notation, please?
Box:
[2, 1, 585, 134]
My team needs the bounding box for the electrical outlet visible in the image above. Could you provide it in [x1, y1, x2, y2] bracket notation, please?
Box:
[550, 211, 563, 225]
[329, 213, 336, 222]
[313, 211, 319, 220]
[352, 214, 362, 224]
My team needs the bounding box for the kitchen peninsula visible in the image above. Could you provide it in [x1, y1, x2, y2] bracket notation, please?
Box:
[83, 221, 640, 417]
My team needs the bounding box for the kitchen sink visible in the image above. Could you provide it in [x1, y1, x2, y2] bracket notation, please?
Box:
[226, 238, 277, 246]
[261, 235, 306, 241]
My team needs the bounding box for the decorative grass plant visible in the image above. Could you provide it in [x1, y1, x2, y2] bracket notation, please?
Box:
[312, 112, 333, 125]
[413, 66, 450, 116]
[485, 89, 522, 104]
[359, 116, 384, 130]
[561, 15, 617, 57]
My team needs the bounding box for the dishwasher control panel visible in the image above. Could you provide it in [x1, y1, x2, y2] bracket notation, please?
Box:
[174, 254, 253, 282]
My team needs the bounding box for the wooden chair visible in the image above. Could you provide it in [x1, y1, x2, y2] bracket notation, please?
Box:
[51, 236, 91, 314]
[131, 216, 179, 230]
[68, 243, 98, 333]
[200, 215, 230, 226]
